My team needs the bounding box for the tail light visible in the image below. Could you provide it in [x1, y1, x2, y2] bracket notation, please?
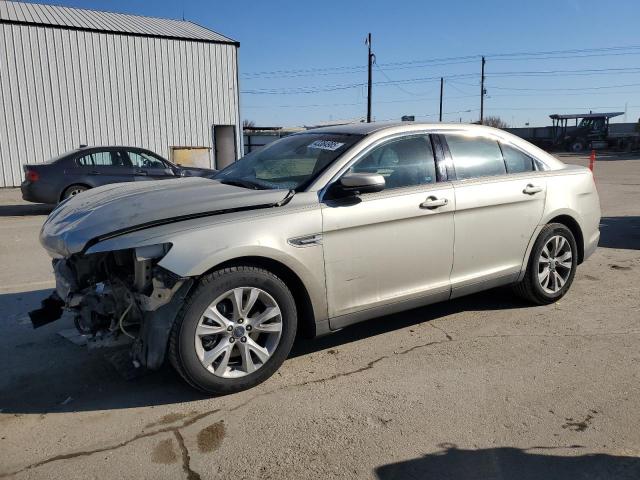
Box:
[26, 169, 40, 182]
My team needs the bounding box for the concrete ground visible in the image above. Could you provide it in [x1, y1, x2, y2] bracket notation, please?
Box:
[0, 153, 638, 479]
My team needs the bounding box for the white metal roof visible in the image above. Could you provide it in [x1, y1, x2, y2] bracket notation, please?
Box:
[0, 1, 237, 44]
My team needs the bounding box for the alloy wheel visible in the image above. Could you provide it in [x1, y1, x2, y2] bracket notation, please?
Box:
[538, 235, 573, 294]
[194, 287, 283, 378]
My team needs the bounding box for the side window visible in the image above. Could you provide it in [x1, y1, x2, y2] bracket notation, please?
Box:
[444, 134, 506, 180]
[349, 135, 436, 189]
[500, 143, 535, 174]
[77, 151, 115, 167]
[128, 151, 167, 169]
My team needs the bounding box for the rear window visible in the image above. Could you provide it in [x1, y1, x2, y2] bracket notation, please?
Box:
[77, 151, 127, 167]
[444, 134, 506, 180]
[78, 152, 112, 166]
[500, 143, 535, 174]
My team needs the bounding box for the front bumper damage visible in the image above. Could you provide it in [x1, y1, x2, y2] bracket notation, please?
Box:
[29, 244, 193, 370]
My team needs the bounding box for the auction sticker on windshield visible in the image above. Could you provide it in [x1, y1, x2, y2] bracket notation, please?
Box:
[308, 140, 345, 151]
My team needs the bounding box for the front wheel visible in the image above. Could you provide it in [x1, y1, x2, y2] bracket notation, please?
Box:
[514, 223, 578, 305]
[169, 266, 297, 394]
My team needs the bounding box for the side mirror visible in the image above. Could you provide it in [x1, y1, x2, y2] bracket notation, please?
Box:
[332, 172, 385, 197]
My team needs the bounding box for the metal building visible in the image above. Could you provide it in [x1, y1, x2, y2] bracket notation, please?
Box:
[0, 1, 241, 187]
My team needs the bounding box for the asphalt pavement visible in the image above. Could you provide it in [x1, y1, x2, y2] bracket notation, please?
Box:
[0, 153, 638, 479]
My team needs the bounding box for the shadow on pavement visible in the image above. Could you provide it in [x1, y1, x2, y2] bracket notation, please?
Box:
[3, 213, 635, 414]
[599, 216, 640, 250]
[0, 203, 53, 216]
[375, 444, 640, 480]
[290, 286, 526, 358]
[0, 286, 526, 414]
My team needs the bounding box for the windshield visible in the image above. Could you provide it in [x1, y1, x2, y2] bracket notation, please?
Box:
[214, 133, 362, 190]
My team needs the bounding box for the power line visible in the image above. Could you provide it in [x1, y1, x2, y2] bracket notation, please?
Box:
[243, 93, 477, 109]
[241, 67, 640, 95]
[375, 64, 425, 96]
[241, 44, 640, 78]
[485, 82, 640, 92]
[485, 67, 640, 78]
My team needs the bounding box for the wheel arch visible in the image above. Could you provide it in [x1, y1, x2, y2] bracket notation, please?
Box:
[547, 214, 585, 264]
[204, 255, 318, 339]
[59, 183, 91, 202]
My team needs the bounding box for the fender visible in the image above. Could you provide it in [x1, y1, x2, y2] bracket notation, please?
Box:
[85, 199, 329, 328]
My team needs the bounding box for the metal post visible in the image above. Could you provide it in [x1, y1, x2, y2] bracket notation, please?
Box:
[367, 33, 373, 123]
[480, 56, 485, 124]
[439, 77, 444, 122]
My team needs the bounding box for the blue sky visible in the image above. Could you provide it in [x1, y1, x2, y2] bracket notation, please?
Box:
[26, 0, 640, 127]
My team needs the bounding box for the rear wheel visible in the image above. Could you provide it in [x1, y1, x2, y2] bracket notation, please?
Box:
[514, 223, 578, 305]
[62, 184, 88, 200]
[569, 139, 586, 152]
[169, 266, 297, 394]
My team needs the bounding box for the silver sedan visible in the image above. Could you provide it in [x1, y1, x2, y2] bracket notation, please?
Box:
[34, 122, 601, 394]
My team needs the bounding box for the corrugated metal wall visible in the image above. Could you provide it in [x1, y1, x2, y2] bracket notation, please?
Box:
[0, 24, 240, 187]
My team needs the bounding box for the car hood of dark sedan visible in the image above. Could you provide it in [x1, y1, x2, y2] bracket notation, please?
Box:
[40, 177, 291, 257]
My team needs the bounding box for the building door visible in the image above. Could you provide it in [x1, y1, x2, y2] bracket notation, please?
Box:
[213, 125, 237, 169]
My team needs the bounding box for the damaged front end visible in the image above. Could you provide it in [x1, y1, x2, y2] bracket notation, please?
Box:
[30, 244, 193, 370]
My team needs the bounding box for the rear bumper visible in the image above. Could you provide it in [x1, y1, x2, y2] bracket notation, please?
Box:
[21, 181, 58, 204]
[583, 229, 600, 262]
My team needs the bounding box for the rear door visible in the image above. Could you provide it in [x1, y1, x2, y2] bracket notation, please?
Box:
[126, 150, 176, 180]
[440, 133, 546, 297]
[71, 150, 135, 187]
[321, 134, 455, 324]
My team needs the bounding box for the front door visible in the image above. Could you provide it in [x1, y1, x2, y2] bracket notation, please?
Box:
[440, 133, 547, 296]
[126, 150, 176, 180]
[321, 134, 455, 325]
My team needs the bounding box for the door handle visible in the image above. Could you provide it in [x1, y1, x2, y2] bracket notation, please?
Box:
[523, 184, 543, 195]
[420, 196, 448, 209]
[89, 170, 100, 175]
[135, 170, 148, 176]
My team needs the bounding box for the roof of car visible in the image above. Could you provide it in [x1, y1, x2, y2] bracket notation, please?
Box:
[300, 122, 408, 135]
[302, 121, 506, 136]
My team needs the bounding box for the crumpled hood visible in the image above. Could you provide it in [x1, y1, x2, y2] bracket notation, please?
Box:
[41, 177, 290, 257]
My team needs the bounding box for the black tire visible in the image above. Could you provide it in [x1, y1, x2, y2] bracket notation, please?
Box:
[62, 184, 88, 200]
[169, 266, 297, 394]
[513, 223, 578, 305]
[570, 141, 585, 153]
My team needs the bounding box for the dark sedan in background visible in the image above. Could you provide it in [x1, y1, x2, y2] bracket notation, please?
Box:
[21, 146, 216, 204]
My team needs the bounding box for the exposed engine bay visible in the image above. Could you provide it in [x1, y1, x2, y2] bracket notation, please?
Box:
[29, 244, 193, 369]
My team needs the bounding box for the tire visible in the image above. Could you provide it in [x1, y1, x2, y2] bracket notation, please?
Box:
[169, 266, 297, 394]
[570, 141, 585, 153]
[513, 223, 578, 305]
[62, 184, 88, 200]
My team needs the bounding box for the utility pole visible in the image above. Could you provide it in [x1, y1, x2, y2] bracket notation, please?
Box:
[479, 56, 486, 124]
[366, 33, 373, 123]
[439, 77, 444, 122]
